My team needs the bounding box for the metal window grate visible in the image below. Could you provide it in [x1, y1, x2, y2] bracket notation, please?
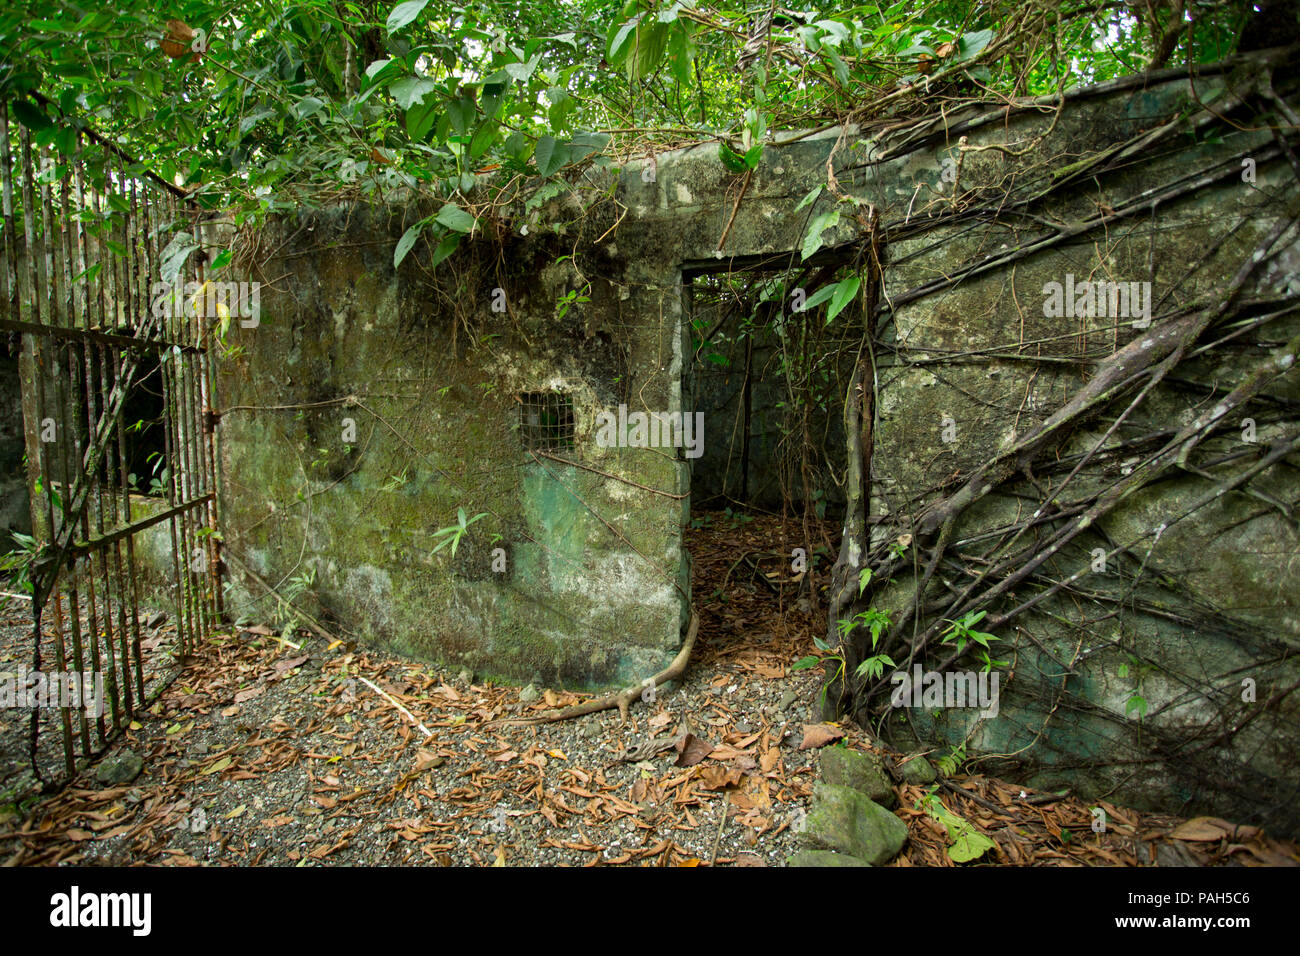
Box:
[519, 392, 574, 451]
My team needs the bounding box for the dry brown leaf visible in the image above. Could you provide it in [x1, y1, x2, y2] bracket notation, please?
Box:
[233, 685, 264, 704]
[674, 733, 714, 768]
[708, 743, 753, 761]
[799, 724, 846, 750]
[160, 19, 194, 58]
[1169, 817, 1257, 842]
[697, 765, 744, 790]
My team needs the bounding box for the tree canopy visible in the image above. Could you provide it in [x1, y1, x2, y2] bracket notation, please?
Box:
[0, 0, 1262, 245]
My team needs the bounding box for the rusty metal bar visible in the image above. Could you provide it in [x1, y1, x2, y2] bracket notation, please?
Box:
[3, 100, 224, 788]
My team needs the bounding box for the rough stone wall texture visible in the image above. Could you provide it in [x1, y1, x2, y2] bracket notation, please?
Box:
[213, 56, 1298, 830]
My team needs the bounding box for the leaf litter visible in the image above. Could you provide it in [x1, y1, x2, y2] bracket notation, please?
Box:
[1, 514, 1295, 866]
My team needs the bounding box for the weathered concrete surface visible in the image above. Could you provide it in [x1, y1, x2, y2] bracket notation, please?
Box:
[217, 208, 688, 691]
[865, 66, 1300, 834]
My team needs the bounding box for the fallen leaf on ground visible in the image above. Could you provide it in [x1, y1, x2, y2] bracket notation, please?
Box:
[799, 724, 845, 750]
[674, 733, 715, 767]
[1169, 817, 1259, 842]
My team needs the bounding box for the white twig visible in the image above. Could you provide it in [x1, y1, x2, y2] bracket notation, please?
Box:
[356, 675, 432, 738]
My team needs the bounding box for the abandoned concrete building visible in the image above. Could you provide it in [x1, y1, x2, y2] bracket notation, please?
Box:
[4, 51, 1299, 838]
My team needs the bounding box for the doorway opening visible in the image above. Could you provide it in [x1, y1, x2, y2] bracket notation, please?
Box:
[682, 264, 862, 673]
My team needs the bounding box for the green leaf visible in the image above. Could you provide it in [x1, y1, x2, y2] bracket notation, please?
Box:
[430, 232, 461, 268]
[446, 95, 476, 135]
[801, 210, 840, 260]
[800, 283, 837, 312]
[923, 799, 996, 863]
[504, 54, 542, 83]
[826, 275, 861, 323]
[159, 233, 199, 286]
[547, 88, 576, 132]
[718, 142, 748, 173]
[955, 29, 995, 63]
[293, 96, 325, 120]
[948, 823, 996, 863]
[386, 0, 428, 32]
[628, 21, 670, 81]
[823, 49, 849, 86]
[435, 203, 476, 233]
[12, 100, 50, 132]
[568, 132, 610, 161]
[391, 77, 437, 111]
[210, 250, 233, 272]
[791, 655, 821, 671]
[607, 16, 642, 66]
[666, 23, 695, 87]
[794, 185, 822, 212]
[393, 219, 427, 268]
[469, 121, 499, 159]
[406, 99, 441, 140]
[534, 135, 567, 177]
[504, 131, 530, 162]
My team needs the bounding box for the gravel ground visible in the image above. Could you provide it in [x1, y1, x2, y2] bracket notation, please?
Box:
[0, 514, 833, 866]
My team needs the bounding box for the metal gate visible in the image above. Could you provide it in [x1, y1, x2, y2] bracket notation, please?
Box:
[0, 99, 222, 788]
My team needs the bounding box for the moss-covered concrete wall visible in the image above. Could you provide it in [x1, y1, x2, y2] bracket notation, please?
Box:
[865, 70, 1300, 834]
[216, 206, 689, 691]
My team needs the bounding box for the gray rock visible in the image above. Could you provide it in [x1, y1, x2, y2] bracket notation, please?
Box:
[735, 721, 754, 735]
[95, 752, 143, 786]
[898, 754, 937, 786]
[798, 782, 908, 865]
[145, 611, 167, 629]
[788, 849, 872, 867]
[457, 667, 474, 685]
[820, 746, 895, 807]
[778, 690, 798, 711]
[1156, 841, 1202, 867]
[519, 683, 540, 704]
